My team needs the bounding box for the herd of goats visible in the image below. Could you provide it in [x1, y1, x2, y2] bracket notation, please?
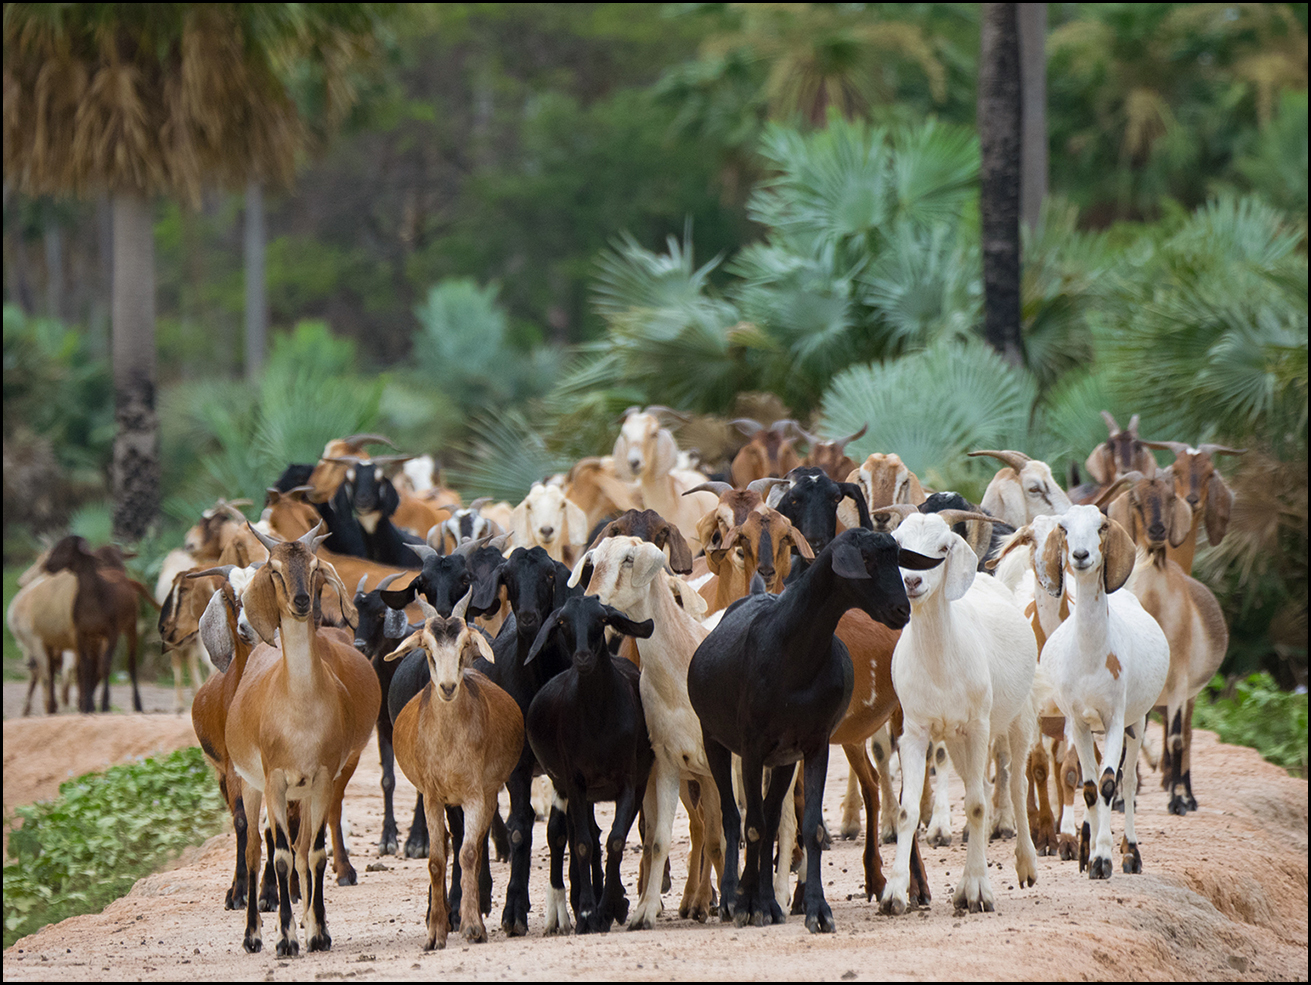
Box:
[7, 406, 1242, 955]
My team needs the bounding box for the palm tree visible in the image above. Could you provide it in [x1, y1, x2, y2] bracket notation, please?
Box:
[3, 4, 386, 540]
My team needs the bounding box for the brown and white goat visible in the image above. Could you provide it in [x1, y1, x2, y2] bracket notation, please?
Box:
[1140, 440, 1245, 574]
[729, 418, 803, 486]
[612, 407, 719, 554]
[508, 482, 590, 565]
[1109, 472, 1229, 815]
[226, 523, 381, 956]
[385, 592, 523, 949]
[7, 549, 77, 715]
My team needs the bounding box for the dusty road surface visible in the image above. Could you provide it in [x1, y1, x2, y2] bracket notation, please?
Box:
[2, 683, 1307, 982]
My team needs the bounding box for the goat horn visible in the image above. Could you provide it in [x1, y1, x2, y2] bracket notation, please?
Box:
[416, 596, 438, 621]
[488, 532, 513, 553]
[1196, 443, 1247, 457]
[1091, 474, 1137, 509]
[968, 449, 1032, 472]
[248, 522, 284, 554]
[788, 421, 820, 445]
[1127, 414, 1140, 435]
[221, 502, 251, 522]
[469, 496, 493, 510]
[731, 418, 764, 437]
[935, 509, 995, 528]
[645, 405, 689, 422]
[340, 433, 396, 449]
[1141, 439, 1191, 456]
[747, 477, 790, 497]
[453, 535, 490, 558]
[377, 571, 406, 592]
[187, 565, 236, 579]
[685, 481, 733, 497]
[453, 587, 473, 623]
[410, 543, 439, 563]
[1101, 410, 1121, 435]
[370, 454, 415, 467]
[836, 423, 868, 448]
[355, 574, 369, 596]
[321, 455, 363, 466]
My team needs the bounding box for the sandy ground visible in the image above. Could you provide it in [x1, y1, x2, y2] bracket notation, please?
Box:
[2, 680, 1307, 982]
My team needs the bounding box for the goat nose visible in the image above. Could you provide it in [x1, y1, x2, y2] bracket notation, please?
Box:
[1148, 523, 1166, 540]
[440, 682, 457, 700]
[293, 591, 312, 612]
[904, 575, 921, 591]
[1187, 494, 1200, 506]
[628, 456, 641, 472]
[539, 525, 555, 539]
[1072, 549, 1089, 562]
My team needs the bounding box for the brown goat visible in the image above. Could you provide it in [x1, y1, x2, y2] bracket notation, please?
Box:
[729, 419, 803, 486]
[43, 536, 158, 713]
[385, 593, 523, 949]
[1141, 440, 1245, 574]
[797, 423, 868, 480]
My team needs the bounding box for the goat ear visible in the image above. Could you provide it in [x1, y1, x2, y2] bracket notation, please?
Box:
[242, 568, 281, 644]
[509, 502, 532, 549]
[905, 470, 925, 505]
[471, 562, 506, 611]
[564, 499, 589, 547]
[611, 433, 634, 481]
[654, 428, 678, 477]
[523, 618, 558, 666]
[1168, 495, 1194, 548]
[838, 482, 872, 529]
[567, 550, 594, 589]
[198, 588, 236, 672]
[383, 604, 409, 639]
[695, 510, 722, 553]
[1204, 473, 1233, 546]
[896, 548, 942, 571]
[1102, 519, 1136, 594]
[462, 628, 495, 668]
[1106, 490, 1135, 545]
[630, 545, 667, 590]
[660, 524, 695, 574]
[382, 630, 424, 663]
[783, 520, 814, 560]
[318, 560, 357, 629]
[381, 582, 418, 611]
[1084, 445, 1111, 485]
[602, 605, 654, 640]
[829, 538, 872, 580]
[1038, 525, 1066, 599]
[669, 575, 709, 619]
[942, 536, 977, 601]
[987, 526, 1033, 571]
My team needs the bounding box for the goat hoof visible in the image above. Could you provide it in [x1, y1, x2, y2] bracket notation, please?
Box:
[990, 824, 1015, 842]
[882, 830, 898, 844]
[1057, 835, 1077, 861]
[1088, 856, 1112, 880]
[423, 935, 447, 952]
[336, 869, 357, 887]
[405, 838, 429, 859]
[243, 934, 262, 953]
[1168, 796, 1189, 817]
[805, 904, 835, 934]
[378, 833, 399, 856]
[840, 821, 861, 841]
[879, 895, 906, 916]
[225, 886, 246, 910]
[308, 932, 331, 952]
[1122, 844, 1142, 874]
[927, 830, 951, 848]
[275, 938, 299, 957]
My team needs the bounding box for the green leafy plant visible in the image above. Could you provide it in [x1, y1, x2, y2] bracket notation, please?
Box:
[3, 746, 227, 948]
[1193, 673, 1309, 778]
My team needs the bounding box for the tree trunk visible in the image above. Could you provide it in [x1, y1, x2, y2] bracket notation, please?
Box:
[1018, 3, 1048, 234]
[110, 191, 159, 543]
[244, 180, 267, 382]
[978, 3, 1025, 369]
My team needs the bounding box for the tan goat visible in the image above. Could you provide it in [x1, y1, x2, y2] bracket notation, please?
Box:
[226, 523, 380, 956]
[385, 591, 523, 949]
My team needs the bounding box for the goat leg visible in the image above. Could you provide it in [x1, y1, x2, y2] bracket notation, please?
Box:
[404, 792, 430, 858]
[377, 723, 400, 856]
[328, 752, 359, 886]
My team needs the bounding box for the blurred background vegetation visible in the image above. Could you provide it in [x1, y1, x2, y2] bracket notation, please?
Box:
[3, 3, 1307, 697]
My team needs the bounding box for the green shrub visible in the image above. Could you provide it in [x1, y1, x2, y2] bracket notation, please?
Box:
[3, 746, 226, 948]
[1193, 672, 1309, 778]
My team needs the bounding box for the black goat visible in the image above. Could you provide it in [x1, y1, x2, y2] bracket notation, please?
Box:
[771, 466, 872, 558]
[272, 463, 369, 559]
[524, 595, 655, 934]
[686, 527, 941, 933]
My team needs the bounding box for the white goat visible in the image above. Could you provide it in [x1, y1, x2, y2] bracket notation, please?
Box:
[507, 482, 589, 565]
[7, 552, 78, 716]
[1035, 505, 1169, 877]
[613, 407, 719, 554]
[882, 512, 1038, 915]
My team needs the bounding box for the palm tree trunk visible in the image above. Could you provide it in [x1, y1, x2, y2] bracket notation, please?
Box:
[244, 180, 267, 382]
[1018, 3, 1047, 234]
[110, 190, 159, 542]
[979, 2, 1025, 369]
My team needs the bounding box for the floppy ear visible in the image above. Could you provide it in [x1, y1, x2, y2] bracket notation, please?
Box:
[1205, 473, 1232, 545]
[602, 606, 654, 640]
[1084, 444, 1112, 485]
[781, 518, 814, 560]
[653, 428, 678, 477]
[567, 550, 594, 589]
[383, 604, 409, 640]
[1106, 490, 1136, 545]
[1037, 525, 1066, 599]
[242, 567, 281, 645]
[381, 581, 418, 611]
[509, 501, 532, 548]
[383, 629, 425, 663]
[611, 433, 634, 481]
[317, 559, 356, 629]
[630, 545, 668, 590]
[696, 510, 723, 553]
[1102, 519, 1136, 594]
[897, 548, 942, 570]
[524, 618, 559, 666]
[1168, 496, 1194, 548]
[471, 562, 506, 611]
[461, 628, 495, 668]
[838, 482, 872, 529]
[198, 587, 237, 672]
[829, 538, 871, 580]
[666, 575, 709, 620]
[904, 469, 925, 504]
[942, 536, 977, 602]
[658, 524, 695, 574]
[564, 499, 589, 547]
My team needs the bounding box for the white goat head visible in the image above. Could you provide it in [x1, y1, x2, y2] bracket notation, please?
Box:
[383, 591, 492, 702]
[510, 483, 588, 561]
[612, 407, 684, 482]
[891, 511, 992, 604]
[1039, 505, 1136, 599]
[970, 450, 1072, 527]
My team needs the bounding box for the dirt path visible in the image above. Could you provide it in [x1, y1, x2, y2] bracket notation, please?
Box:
[2, 687, 1306, 982]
